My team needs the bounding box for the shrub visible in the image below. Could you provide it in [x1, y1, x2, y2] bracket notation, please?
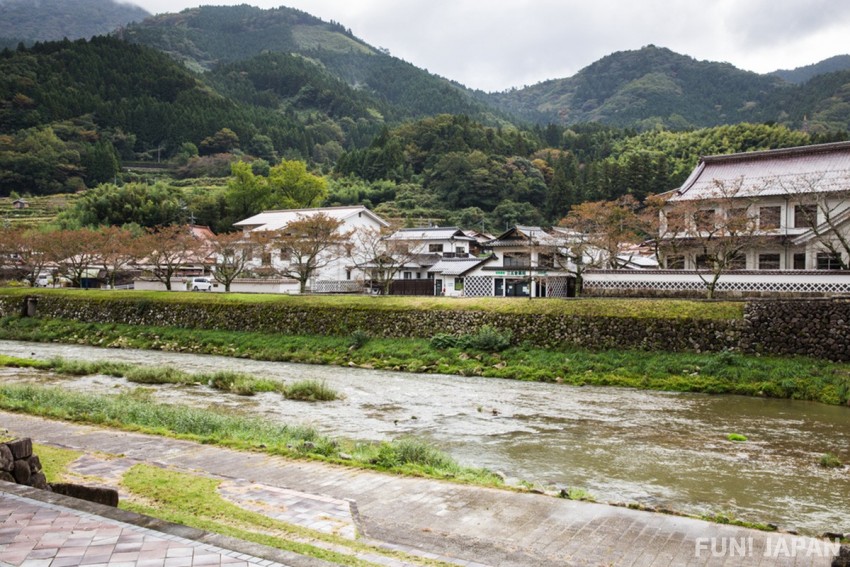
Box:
[207, 371, 284, 396]
[463, 325, 512, 352]
[284, 379, 339, 401]
[348, 330, 371, 350]
[125, 366, 189, 385]
[372, 437, 456, 469]
[430, 326, 512, 352]
[819, 452, 843, 468]
[430, 333, 460, 349]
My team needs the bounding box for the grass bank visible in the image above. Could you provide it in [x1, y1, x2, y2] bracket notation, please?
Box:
[0, 355, 337, 400]
[3, 287, 744, 319]
[1, 316, 849, 405]
[0, 383, 499, 485]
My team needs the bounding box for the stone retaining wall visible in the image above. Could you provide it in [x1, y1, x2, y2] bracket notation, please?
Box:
[0, 437, 119, 506]
[0, 438, 49, 490]
[3, 294, 850, 361]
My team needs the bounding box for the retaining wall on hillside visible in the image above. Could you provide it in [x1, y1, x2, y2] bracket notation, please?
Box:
[2, 294, 849, 361]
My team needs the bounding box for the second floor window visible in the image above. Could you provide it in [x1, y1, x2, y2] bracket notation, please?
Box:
[759, 206, 781, 230]
[694, 209, 716, 231]
[429, 243, 444, 253]
[794, 205, 817, 228]
[503, 252, 531, 267]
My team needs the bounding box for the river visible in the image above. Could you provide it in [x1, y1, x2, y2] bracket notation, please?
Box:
[0, 339, 847, 535]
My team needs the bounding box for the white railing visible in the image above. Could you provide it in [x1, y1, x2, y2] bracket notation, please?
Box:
[313, 280, 364, 294]
[584, 269, 850, 297]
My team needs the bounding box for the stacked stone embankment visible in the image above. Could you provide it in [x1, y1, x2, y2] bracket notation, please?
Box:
[0, 437, 48, 490]
[0, 437, 118, 506]
[4, 294, 850, 361]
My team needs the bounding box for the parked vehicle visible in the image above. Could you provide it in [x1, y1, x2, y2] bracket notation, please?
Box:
[190, 277, 213, 291]
[35, 273, 52, 287]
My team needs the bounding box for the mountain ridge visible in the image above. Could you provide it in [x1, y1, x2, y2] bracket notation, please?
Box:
[0, 0, 149, 43]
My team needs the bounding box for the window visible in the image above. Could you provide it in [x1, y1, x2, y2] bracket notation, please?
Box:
[694, 209, 716, 231]
[759, 206, 781, 230]
[664, 210, 686, 233]
[538, 253, 555, 269]
[261, 252, 271, 266]
[428, 243, 444, 253]
[503, 252, 531, 267]
[817, 252, 843, 270]
[403, 272, 412, 279]
[346, 270, 352, 280]
[695, 255, 711, 270]
[454, 277, 464, 291]
[727, 207, 751, 231]
[793, 253, 806, 270]
[758, 253, 780, 270]
[794, 205, 817, 228]
[455, 246, 465, 254]
[665, 255, 685, 270]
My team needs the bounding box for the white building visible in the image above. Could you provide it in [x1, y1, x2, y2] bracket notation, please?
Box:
[453, 226, 577, 298]
[585, 141, 850, 297]
[233, 205, 389, 293]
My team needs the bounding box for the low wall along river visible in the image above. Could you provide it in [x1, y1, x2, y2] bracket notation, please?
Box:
[4, 294, 850, 361]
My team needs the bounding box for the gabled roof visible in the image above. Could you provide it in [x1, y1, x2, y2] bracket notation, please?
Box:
[428, 256, 494, 276]
[485, 226, 566, 247]
[233, 206, 389, 231]
[386, 226, 475, 242]
[190, 225, 216, 240]
[672, 141, 850, 201]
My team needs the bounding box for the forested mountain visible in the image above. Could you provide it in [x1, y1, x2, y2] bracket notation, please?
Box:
[0, 0, 149, 45]
[0, 36, 375, 195]
[119, 4, 498, 123]
[484, 46, 786, 128]
[772, 55, 850, 84]
[483, 46, 850, 132]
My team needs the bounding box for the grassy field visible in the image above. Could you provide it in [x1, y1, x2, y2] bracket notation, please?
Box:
[3, 287, 745, 319]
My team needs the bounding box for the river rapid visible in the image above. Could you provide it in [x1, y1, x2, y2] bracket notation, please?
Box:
[1, 339, 847, 535]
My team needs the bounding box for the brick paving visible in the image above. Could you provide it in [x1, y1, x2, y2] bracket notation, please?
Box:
[0, 489, 290, 567]
[1, 411, 843, 567]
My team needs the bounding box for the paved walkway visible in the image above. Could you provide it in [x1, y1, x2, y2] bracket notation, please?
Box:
[1, 411, 842, 567]
[0, 485, 293, 567]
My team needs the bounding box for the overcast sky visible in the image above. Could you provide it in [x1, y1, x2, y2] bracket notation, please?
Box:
[125, 0, 850, 92]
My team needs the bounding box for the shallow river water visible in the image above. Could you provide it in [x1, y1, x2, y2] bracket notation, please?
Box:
[1, 339, 848, 535]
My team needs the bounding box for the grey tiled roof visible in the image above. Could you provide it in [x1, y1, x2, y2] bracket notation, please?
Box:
[672, 141, 850, 201]
[428, 256, 492, 276]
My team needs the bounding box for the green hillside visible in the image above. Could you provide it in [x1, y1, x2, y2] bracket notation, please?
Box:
[120, 4, 495, 122]
[772, 55, 850, 84]
[485, 46, 788, 128]
[0, 0, 149, 44]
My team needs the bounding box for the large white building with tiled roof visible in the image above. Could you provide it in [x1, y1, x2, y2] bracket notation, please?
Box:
[662, 141, 850, 272]
[586, 141, 850, 298]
